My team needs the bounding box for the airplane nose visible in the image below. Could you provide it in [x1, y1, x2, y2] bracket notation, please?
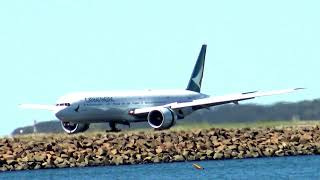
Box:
[55, 110, 64, 120]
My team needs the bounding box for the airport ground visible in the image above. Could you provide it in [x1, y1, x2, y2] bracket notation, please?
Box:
[1, 120, 320, 171]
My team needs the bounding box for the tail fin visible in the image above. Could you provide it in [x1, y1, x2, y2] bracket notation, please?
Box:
[186, 44, 207, 92]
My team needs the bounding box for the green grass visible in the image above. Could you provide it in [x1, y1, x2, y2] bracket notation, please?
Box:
[171, 120, 320, 131]
[5, 120, 320, 140]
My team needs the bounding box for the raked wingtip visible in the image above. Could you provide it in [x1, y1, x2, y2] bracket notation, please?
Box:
[294, 88, 305, 91]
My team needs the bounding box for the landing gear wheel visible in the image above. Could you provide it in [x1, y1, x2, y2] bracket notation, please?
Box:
[122, 121, 130, 128]
[107, 122, 121, 132]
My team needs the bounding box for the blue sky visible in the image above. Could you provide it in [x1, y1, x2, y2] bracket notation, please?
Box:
[0, 1, 319, 135]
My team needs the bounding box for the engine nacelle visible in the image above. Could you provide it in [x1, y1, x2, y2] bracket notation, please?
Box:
[61, 122, 90, 134]
[147, 108, 177, 130]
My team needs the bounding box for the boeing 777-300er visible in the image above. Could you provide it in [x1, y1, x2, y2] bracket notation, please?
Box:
[20, 45, 302, 134]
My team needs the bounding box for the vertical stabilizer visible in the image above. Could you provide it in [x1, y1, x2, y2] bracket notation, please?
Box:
[186, 44, 207, 92]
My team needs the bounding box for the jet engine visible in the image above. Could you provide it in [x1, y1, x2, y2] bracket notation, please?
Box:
[61, 122, 90, 134]
[147, 108, 177, 130]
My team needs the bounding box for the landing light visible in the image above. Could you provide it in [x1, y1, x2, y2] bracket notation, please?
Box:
[128, 110, 134, 115]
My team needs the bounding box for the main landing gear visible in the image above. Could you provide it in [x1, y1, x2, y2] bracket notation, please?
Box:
[106, 121, 130, 132]
[108, 122, 121, 132]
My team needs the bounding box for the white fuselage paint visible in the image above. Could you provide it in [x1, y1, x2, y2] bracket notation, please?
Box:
[55, 89, 208, 123]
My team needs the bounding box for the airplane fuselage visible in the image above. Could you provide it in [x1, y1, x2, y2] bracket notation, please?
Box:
[55, 89, 208, 123]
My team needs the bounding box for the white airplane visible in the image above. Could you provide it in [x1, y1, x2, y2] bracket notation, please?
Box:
[20, 45, 302, 134]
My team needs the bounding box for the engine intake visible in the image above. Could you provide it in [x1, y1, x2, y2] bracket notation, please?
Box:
[147, 108, 177, 130]
[61, 122, 90, 134]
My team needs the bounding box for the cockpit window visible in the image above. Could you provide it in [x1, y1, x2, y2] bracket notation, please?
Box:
[56, 103, 71, 106]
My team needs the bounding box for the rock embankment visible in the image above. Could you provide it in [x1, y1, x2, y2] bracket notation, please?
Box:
[1, 126, 320, 171]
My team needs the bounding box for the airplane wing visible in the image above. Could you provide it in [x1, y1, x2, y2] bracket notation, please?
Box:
[18, 104, 56, 111]
[132, 88, 303, 115]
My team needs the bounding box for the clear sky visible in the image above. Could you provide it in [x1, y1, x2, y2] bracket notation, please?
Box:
[0, 0, 319, 135]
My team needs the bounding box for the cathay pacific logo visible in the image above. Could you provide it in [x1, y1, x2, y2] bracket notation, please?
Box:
[191, 63, 204, 88]
[74, 105, 80, 112]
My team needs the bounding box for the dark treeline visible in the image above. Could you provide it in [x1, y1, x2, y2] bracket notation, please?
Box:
[191, 99, 320, 123]
[12, 99, 320, 135]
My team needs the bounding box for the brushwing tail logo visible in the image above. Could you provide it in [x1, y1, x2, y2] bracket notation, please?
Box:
[191, 60, 204, 89]
[74, 105, 80, 112]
